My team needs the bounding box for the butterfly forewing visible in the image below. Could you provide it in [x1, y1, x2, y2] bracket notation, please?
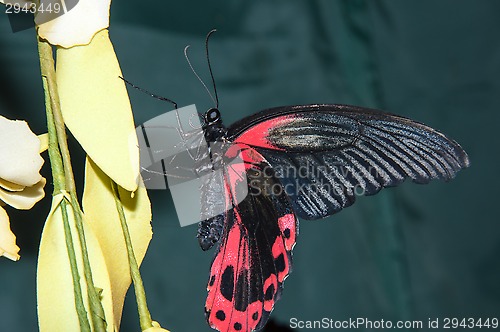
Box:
[230, 104, 469, 219]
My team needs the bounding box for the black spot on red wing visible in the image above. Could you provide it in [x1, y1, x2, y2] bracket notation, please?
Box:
[215, 310, 226, 321]
[234, 322, 242, 330]
[234, 270, 249, 312]
[275, 253, 286, 273]
[209, 275, 215, 287]
[283, 228, 290, 239]
[252, 312, 259, 321]
[220, 266, 234, 301]
[264, 284, 275, 301]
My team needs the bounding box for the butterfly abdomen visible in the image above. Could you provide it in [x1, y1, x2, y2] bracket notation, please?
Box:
[198, 214, 225, 251]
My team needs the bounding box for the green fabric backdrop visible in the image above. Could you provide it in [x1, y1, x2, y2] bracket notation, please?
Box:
[0, 1, 498, 331]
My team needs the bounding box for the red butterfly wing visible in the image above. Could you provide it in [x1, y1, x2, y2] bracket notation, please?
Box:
[205, 144, 297, 332]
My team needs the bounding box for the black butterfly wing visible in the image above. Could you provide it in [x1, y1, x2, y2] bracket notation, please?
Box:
[228, 104, 470, 220]
[205, 144, 297, 332]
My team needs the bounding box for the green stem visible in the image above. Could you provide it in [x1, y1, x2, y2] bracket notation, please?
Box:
[38, 37, 107, 331]
[70, 193, 108, 331]
[44, 50, 107, 330]
[60, 199, 92, 331]
[111, 181, 153, 331]
[41, 77, 65, 192]
[40, 68, 90, 331]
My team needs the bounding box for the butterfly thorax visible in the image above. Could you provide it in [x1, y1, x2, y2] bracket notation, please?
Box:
[197, 108, 231, 250]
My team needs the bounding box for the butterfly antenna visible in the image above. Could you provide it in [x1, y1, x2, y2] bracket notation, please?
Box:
[119, 76, 178, 109]
[205, 29, 219, 109]
[184, 45, 217, 108]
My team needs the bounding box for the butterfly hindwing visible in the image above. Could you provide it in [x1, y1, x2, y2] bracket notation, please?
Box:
[205, 144, 297, 332]
[230, 104, 470, 219]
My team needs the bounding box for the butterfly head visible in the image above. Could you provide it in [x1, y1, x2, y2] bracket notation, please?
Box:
[204, 108, 221, 125]
[204, 108, 227, 141]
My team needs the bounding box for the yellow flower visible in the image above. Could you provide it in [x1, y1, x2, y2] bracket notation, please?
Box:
[0, 115, 46, 261]
[2, 0, 158, 330]
[28, 0, 153, 330]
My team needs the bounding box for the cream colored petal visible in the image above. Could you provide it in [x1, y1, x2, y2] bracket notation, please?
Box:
[56, 29, 140, 192]
[36, 0, 111, 48]
[0, 206, 20, 261]
[0, 178, 46, 210]
[0, 178, 26, 192]
[83, 157, 152, 329]
[0, 116, 43, 187]
[37, 193, 115, 331]
[143, 321, 170, 332]
[38, 133, 49, 153]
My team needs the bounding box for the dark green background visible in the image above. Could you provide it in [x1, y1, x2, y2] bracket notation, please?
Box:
[0, 1, 498, 331]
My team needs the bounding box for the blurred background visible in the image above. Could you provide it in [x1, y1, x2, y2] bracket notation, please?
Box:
[1, 0, 499, 331]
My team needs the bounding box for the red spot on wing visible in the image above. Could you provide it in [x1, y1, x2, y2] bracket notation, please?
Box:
[234, 115, 296, 150]
[278, 214, 297, 251]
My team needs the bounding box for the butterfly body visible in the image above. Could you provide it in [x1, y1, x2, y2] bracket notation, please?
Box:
[196, 107, 230, 251]
[188, 103, 469, 332]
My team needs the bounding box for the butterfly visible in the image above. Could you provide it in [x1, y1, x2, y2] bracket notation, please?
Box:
[125, 31, 469, 332]
[193, 103, 469, 332]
